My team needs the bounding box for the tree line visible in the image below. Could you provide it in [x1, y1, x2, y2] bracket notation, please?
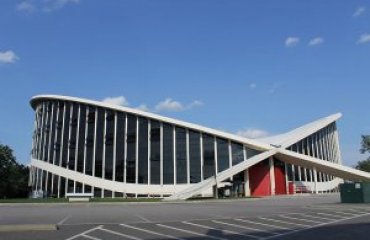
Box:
[0, 144, 29, 198]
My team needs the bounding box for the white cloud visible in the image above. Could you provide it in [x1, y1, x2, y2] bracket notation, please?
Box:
[249, 83, 257, 89]
[102, 96, 129, 106]
[236, 128, 269, 139]
[16, 0, 80, 13]
[0, 50, 19, 64]
[268, 82, 284, 94]
[154, 98, 203, 112]
[16, 1, 36, 13]
[187, 100, 203, 109]
[102, 96, 203, 113]
[353, 7, 366, 17]
[285, 37, 300, 47]
[154, 98, 184, 112]
[357, 34, 370, 44]
[43, 0, 80, 12]
[136, 104, 149, 112]
[308, 37, 324, 46]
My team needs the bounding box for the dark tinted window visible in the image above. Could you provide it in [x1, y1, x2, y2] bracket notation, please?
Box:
[39, 103, 46, 161]
[75, 182, 83, 193]
[246, 148, 261, 159]
[231, 142, 244, 166]
[61, 103, 71, 168]
[163, 123, 174, 184]
[150, 121, 161, 184]
[189, 131, 201, 183]
[126, 114, 137, 183]
[76, 105, 86, 173]
[176, 127, 187, 184]
[48, 102, 57, 164]
[104, 110, 115, 180]
[94, 108, 104, 178]
[217, 138, 229, 172]
[52, 175, 58, 197]
[43, 102, 53, 162]
[202, 134, 215, 179]
[85, 107, 96, 176]
[138, 117, 148, 184]
[68, 104, 78, 170]
[54, 102, 64, 166]
[115, 113, 125, 182]
[60, 177, 66, 198]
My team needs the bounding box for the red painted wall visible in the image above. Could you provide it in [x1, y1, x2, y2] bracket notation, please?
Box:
[274, 160, 287, 195]
[249, 160, 271, 196]
[249, 159, 287, 196]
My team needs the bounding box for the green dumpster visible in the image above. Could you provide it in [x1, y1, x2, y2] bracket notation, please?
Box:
[339, 182, 370, 203]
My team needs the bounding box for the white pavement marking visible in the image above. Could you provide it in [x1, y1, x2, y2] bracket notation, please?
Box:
[136, 215, 152, 223]
[289, 213, 333, 221]
[345, 209, 369, 214]
[212, 220, 275, 236]
[258, 217, 310, 227]
[335, 211, 361, 216]
[58, 215, 71, 225]
[65, 225, 103, 240]
[279, 215, 322, 224]
[156, 223, 228, 240]
[99, 227, 143, 240]
[262, 212, 370, 240]
[182, 221, 262, 239]
[317, 212, 347, 218]
[234, 218, 290, 230]
[81, 234, 101, 240]
[120, 223, 186, 240]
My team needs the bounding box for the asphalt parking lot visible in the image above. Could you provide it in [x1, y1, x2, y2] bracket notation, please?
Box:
[1, 194, 370, 240]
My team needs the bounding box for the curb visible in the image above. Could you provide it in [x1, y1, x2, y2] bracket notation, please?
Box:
[0, 224, 58, 232]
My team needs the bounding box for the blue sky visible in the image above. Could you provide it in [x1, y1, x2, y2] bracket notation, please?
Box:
[0, 0, 369, 166]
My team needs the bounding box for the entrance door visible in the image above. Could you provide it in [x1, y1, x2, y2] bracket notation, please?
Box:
[274, 159, 287, 195]
[249, 160, 271, 196]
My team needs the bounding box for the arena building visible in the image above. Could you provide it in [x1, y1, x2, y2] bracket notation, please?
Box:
[29, 95, 370, 200]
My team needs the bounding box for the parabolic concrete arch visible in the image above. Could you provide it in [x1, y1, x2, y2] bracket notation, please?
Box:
[28, 95, 370, 200]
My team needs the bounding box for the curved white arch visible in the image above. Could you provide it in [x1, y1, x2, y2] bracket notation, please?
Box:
[30, 94, 271, 151]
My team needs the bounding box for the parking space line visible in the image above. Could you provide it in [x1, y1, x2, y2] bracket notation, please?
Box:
[335, 211, 361, 216]
[212, 220, 275, 236]
[156, 223, 228, 240]
[234, 219, 289, 230]
[262, 212, 370, 240]
[289, 213, 333, 221]
[99, 227, 143, 240]
[279, 215, 322, 224]
[183, 221, 262, 239]
[120, 223, 186, 240]
[345, 209, 369, 214]
[317, 212, 346, 218]
[65, 225, 103, 240]
[258, 217, 310, 227]
[81, 234, 101, 240]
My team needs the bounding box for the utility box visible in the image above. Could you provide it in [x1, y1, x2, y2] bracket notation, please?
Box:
[339, 182, 370, 203]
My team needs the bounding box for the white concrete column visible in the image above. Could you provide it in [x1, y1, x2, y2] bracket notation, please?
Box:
[269, 157, 275, 195]
[244, 169, 251, 197]
[313, 167, 318, 194]
[284, 163, 289, 194]
[291, 165, 296, 194]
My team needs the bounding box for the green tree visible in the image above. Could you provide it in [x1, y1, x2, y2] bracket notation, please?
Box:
[0, 144, 29, 198]
[355, 135, 370, 173]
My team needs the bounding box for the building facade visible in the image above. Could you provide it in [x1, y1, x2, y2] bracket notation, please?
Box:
[29, 95, 369, 199]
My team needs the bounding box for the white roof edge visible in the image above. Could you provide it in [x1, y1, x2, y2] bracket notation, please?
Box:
[258, 113, 342, 147]
[30, 94, 272, 150]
